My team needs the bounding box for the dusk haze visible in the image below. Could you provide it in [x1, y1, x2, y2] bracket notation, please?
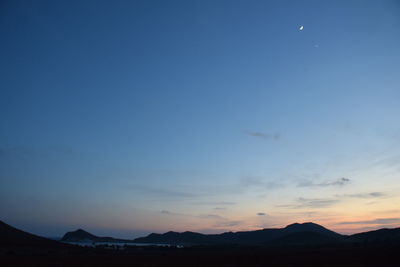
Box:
[1, 0, 400, 247]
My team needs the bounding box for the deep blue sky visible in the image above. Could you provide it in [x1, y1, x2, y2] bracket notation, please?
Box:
[1, 0, 400, 238]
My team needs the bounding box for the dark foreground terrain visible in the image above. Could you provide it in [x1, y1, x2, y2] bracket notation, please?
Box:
[1, 244, 400, 267]
[2, 220, 400, 266]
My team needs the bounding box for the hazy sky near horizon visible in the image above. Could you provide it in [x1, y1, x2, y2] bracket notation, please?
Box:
[1, 0, 400, 238]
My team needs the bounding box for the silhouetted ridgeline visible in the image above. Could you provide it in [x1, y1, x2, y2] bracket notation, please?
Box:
[4, 220, 400, 248]
[0, 220, 68, 248]
[61, 229, 132, 243]
[59, 221, 400, 247]
[133, 222, 344, 246]
[2, 220, 400, 266]
[349, 228, 400, 243]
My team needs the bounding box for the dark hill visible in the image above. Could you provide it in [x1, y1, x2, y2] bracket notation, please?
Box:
[349, 228, 400, 243]
[133, 222, 344, 246]
[61, 229, 99, 242]
[0, 220, 67, 248]
[273, 231, 343, 246]
[61, 229, 132, 243]
[283, 222, 341, 238]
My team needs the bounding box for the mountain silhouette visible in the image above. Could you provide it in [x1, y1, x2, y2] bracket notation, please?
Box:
[3, 220, 400, 266]
[3, 219, 400, 249]
[61, 229, 100, 242]
[272, 231, 341, 246]
[349, 228, 400, 243]
[133, 222, 344, 246]
[0, 220, 66, 248]
[61, 229, 132, 243]
[282, 222, 341, 237]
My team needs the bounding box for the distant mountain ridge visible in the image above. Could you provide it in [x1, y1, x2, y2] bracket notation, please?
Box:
[61, 222, 400, 246]
[133, 222, 345, 246]
[61, 229, 133, 243]
[61, 229, 99, 242]
[349, 228, 400, 243]
[3, 220, 400, 266]
[3, 220, 400, 248]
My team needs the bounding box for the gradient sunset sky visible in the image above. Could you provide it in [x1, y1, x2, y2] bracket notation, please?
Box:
[1, 0, 400, 238]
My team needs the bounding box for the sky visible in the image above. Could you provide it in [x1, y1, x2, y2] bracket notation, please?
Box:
[1, 0, 400, 238]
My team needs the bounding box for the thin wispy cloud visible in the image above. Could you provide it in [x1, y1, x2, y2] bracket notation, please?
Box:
[298, 177, 350, 188]
[214, 220, 242, 228]
[244, 131, 280, 140]
[338, 218, 400, 225]
[191, 201, 236, 206]
[198, 214, 225, 220]
[197, 214, 243, 228]
[159, 210, 190, 217]
[129, 176, 283, 203]
[128, 185, 200, 199]
[160, 211, 235, 224]
[204, 176, 284, 197]
[372, 154, 400, 169]
[240, 176, 283, 190]
[277, 197, 340, 209]
[337, 192, 386, 199]
[160, 210, 171, 214]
